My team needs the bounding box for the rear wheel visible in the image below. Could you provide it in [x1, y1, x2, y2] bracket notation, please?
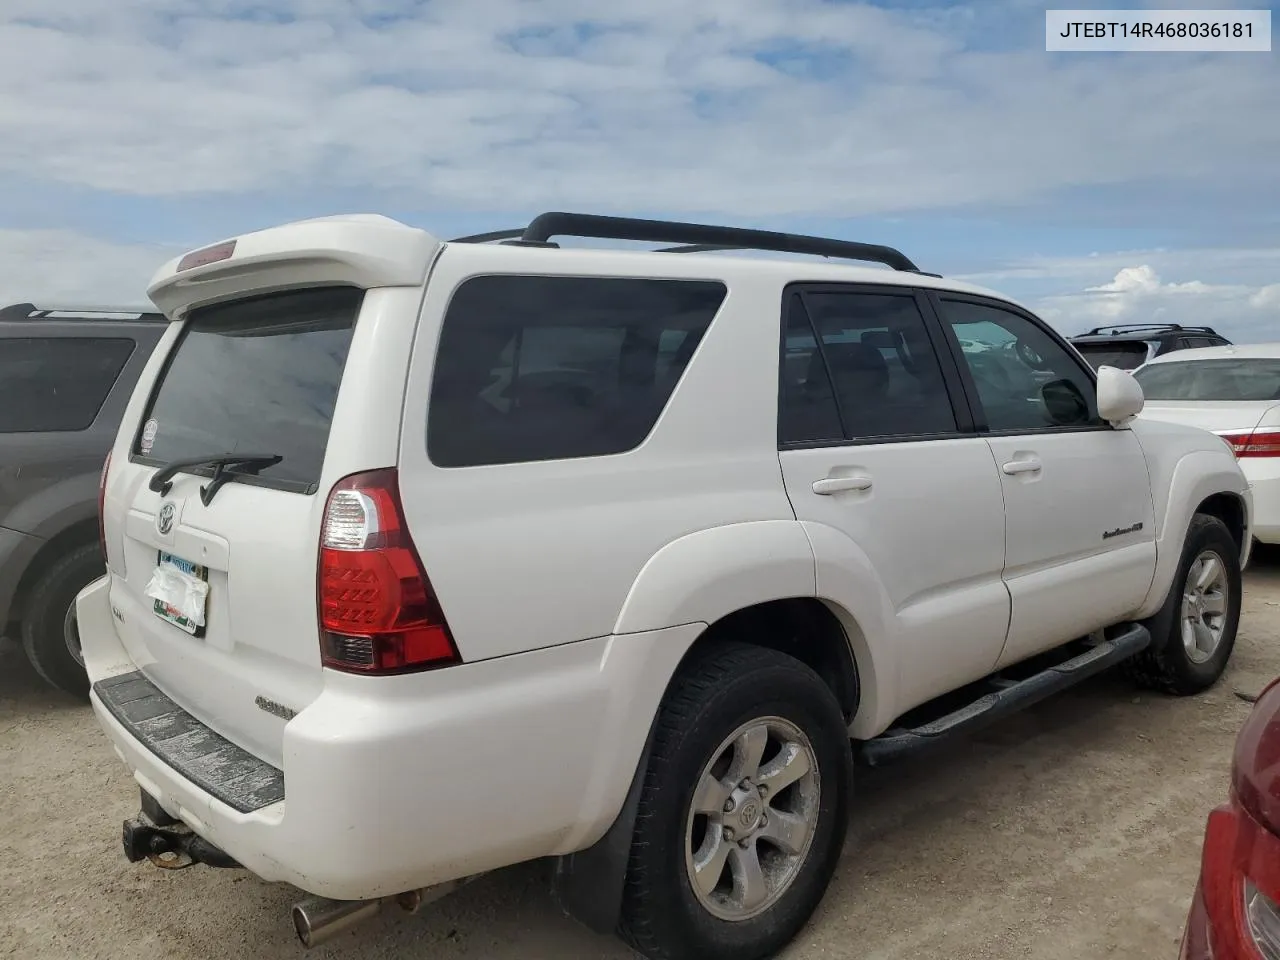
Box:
[618, 642, 851, 960]
[1125, 514, 1241, 695]
[21, 543, 103, 699]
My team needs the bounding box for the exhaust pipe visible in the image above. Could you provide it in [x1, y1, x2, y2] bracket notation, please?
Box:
[292, 877, 478, 948]
[292, 897, 383, 948]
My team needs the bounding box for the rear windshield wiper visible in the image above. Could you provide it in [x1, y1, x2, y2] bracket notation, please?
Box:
[148, 453, 284, 505]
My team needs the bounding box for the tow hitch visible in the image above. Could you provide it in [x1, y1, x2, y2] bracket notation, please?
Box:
[122, 792, 240, 870]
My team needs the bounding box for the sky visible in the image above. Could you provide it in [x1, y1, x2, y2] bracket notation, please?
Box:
[0, 0, 1276, 340]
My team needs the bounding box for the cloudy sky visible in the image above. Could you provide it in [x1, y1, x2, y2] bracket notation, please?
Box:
[0, 0, 1276, 340]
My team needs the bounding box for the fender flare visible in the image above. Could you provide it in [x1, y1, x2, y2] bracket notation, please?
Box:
[1135, 450, 1251, 622]
[611, 520, 817, 635]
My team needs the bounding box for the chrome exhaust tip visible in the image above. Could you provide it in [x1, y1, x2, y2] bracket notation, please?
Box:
[291, 896, 382, 949]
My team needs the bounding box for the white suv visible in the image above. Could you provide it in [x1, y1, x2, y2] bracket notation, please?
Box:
[79, 212, 1252, 960]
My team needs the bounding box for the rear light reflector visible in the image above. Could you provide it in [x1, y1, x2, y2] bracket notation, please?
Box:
[98, 451, 111, 561]
[1221, 429, 1280, 458]
[1247, 881, 1280, 957]
[1196, 796, 1280, 959]
[317, 468, 458, 674]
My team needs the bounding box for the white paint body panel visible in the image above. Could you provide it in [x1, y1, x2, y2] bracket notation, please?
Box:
[77, 213, 1253, 902]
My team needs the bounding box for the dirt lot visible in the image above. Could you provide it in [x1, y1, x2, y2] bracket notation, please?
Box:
[3, 557, 1278, 960]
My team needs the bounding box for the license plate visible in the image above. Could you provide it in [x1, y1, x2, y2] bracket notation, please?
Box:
[153, 551, 208, 637]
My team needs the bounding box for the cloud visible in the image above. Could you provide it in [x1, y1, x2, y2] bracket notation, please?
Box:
[0, 228, 179, 307]
[0, 0, 1275, 219]
[990, 259, 1280, 342]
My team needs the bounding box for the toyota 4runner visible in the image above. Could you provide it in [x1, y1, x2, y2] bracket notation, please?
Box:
[78, 212, 1251, 960]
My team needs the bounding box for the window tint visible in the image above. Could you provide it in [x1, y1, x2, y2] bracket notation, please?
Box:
[939, 299, 1102, 432]
[1134, 358, 1280, 401]
[779, 295, 843, 443]
[781, 290, 956, 442]
[1072, 341, 1150, 371]
[0, 337, 135, 433]
[135, 287, 362, 492]
[427, 276, 727, 467]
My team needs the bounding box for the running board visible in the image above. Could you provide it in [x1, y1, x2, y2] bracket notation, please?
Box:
[858, 623, 1151, 767]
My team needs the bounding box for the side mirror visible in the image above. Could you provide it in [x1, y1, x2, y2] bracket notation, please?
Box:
[1096, 365, 1145, 426]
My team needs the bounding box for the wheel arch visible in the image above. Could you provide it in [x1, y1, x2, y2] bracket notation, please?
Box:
[554, 594, 866, 935]
[6, 518, 100, 627]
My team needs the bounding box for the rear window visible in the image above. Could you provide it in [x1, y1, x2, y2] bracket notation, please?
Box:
[427, 276, 727, 467]
[0, 336, 135, 433]
[133, 287, 362, 492]
[1134, 358, 1280, 401]
[1072, 341, 1151, 370]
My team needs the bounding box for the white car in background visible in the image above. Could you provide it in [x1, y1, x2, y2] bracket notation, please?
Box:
[1133, 343, 1280, 545]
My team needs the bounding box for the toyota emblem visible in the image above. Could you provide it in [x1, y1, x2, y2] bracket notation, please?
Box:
[157, 502, 175, 536]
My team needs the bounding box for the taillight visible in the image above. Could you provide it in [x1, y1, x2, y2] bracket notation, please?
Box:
[1196, 796, 1280, 959]
[98, 451, 111, 561]
[317, 468, 458, 674]
[1221, 429, 1280, 458]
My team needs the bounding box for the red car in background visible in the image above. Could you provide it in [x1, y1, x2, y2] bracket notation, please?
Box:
[1181, 676, 1280, 958]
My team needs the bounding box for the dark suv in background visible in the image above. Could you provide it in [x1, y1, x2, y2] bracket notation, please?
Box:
[1068, 323, 1232, 371]
[1, 302, 165, 696]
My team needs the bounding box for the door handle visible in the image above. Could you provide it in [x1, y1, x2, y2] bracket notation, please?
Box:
[812, 476, 873, 495]
[1001, 457, 1042, 476]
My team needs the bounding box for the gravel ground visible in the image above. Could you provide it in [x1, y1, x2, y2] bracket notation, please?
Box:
[3, 554, 1278, 960]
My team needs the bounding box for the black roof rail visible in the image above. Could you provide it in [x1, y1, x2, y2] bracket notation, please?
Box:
[450, 228, 526, 243]
[518, 212, 923, 273]
[0, 302, 164, 322]
[1078, 322, 1232, 337]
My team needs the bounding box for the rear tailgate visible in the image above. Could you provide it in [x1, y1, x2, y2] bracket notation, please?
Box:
[1072, 340, 1151, 370]
[106, 289, 363, 767]
[98, 217, 439, 769]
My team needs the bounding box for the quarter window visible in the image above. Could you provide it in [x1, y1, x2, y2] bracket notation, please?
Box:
[427, 276, 727, 467]
[0, 337, 135, 433]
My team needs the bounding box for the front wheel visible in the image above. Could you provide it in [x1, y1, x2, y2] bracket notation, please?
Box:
[618, 642, 852, 960]
[1125, 513, 1242, 696]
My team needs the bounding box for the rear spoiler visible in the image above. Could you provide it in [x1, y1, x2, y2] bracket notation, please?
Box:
[147, 214, 442, 317]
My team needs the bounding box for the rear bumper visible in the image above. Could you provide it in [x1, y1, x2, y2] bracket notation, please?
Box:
[77, 575, 701, 900]
[1244, 470, 1280, 544]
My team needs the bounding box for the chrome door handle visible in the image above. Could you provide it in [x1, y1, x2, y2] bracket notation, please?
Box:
[1001, 458, 1042, 476]
[812, 476, 873, 495]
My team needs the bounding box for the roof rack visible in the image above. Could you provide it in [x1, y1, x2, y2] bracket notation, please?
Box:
[451, 212, 929, 274]
[0, 302, 165, 322]
[1079, 322, 1223, 337]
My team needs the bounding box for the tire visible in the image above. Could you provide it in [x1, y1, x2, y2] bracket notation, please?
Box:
[1124, 513, 1241, 696]
[617, 642, 852, 960]
[20, 543, 104, 699]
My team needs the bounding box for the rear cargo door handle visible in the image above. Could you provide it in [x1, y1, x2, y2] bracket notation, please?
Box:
[812, 476, 873, 495]
[1001, 457, 1042, 476]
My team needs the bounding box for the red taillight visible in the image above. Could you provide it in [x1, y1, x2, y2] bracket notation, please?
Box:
[98, 451, 111, 560]
[317, 468, 458, 674]
[1221, 429, 1280, 458]
[1194, 795, 1280, 959]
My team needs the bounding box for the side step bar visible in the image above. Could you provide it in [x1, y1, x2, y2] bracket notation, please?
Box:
[858, 622, 1151, 767]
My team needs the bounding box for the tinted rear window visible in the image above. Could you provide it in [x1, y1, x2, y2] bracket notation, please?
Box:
[134, 287, 362, 492]
[1072, 341, 1151, 370]
[0, 336, 135, 433]
[427, 276, 727, 467]
[1134, 358, 1280, 401]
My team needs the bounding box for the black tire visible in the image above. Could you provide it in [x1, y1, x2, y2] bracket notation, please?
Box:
[1124, 514, 1241, 696]
[618, 642, 852, 960]
[20, 543, 103, 699]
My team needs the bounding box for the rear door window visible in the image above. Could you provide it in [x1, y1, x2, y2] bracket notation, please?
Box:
[427, 276, 727, 467]
[1134, 359, 1280, 401]
[779, 288, 958, 443]
[0, 336, 135, 432]
[133, 287, 362, 493]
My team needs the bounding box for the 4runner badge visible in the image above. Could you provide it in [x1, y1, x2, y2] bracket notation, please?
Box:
[156, 502, 176, 536]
